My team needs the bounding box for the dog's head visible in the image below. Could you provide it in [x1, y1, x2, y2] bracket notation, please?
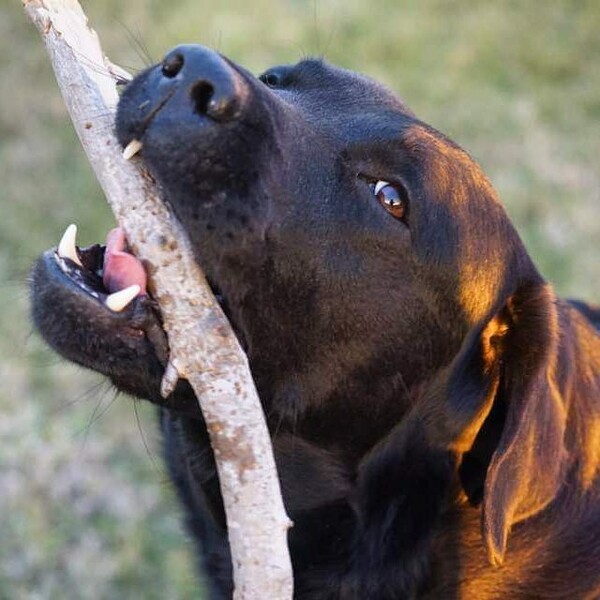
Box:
[116, 47, 570, 562]
[115, 47, 570, 562]
[115, 47, 530, 403]
[33, 46, 569, 563]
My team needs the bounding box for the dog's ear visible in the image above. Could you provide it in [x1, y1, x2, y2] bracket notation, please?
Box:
[352, 276, 567, 592]
[480, 282, 567, 565]
[454, 281, 567, 566]
[393, 125, 569, 565]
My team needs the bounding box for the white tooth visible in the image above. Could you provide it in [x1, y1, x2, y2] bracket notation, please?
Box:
[57, 223, 83, 266]
[105, 284, 141, 312]
[122, 139, 143, 160]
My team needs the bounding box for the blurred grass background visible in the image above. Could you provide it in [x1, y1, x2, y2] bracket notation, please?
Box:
[1, 0, 598, 597]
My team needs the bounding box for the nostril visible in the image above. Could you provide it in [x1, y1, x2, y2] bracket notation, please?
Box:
[162, 53, 184, 78]
[190, 80, 215, 115]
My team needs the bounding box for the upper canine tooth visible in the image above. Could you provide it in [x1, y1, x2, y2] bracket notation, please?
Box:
[57, 223, 83, 266]
[105, 284, 141, 312]
[122, 139, 143, 160]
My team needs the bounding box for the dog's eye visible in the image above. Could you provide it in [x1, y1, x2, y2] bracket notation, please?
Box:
[259, 71, 282, 88]
[369, 181, 408, 221]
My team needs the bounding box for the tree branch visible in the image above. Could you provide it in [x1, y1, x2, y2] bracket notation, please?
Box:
[22, 1, 293, 597]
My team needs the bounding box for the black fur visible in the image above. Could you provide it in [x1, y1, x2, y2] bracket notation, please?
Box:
[31, 46, 600, 598]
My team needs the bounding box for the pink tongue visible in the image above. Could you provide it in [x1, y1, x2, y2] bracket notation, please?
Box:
[103, 228, 147, 294]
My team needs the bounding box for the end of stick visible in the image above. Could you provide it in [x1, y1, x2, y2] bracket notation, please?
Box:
[161, 360, 180, 398]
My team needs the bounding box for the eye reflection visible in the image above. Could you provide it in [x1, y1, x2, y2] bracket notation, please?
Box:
[371, 180, 407, 221]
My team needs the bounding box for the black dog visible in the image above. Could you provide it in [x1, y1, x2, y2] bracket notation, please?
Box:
[31, 46, 600, 598]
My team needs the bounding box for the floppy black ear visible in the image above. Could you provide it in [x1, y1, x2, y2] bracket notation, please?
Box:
[478, 282, 567, 566]
[352, 280, 567, 595]
[391, 124, 569, 564]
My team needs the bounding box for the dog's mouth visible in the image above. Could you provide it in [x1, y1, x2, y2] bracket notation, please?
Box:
[53, 223, 147, 313]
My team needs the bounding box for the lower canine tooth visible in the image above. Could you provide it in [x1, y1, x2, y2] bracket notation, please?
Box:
[105, 284, 141, 312]
[57, 223, 83, 266]
[122, 139, 143, 160]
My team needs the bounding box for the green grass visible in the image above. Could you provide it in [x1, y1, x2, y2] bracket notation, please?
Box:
[1, 0, 598, 597]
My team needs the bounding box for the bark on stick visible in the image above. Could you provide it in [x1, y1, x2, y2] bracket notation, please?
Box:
[22, 1, 293, 598]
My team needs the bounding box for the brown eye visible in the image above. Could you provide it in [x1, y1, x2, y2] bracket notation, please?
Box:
[372, 180, 407, 220]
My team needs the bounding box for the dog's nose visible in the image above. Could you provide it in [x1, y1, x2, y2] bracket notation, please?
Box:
[160, 45, 245, 121]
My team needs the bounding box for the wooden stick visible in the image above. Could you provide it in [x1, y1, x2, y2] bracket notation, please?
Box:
[22, 1, 293, 597]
